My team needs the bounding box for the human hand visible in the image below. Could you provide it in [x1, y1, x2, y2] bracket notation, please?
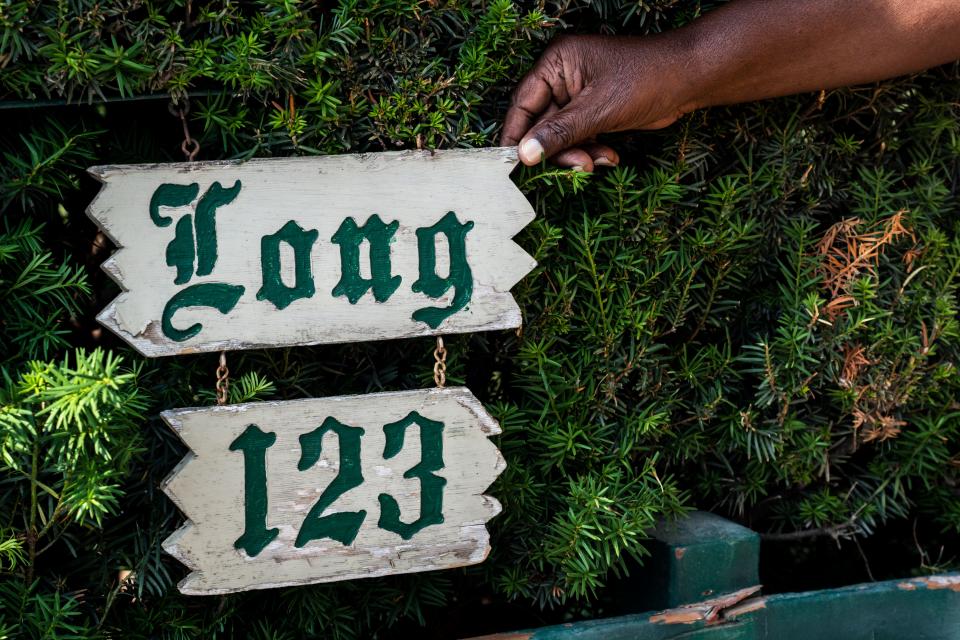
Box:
[502, 1, 960, 172]
[501, 34, 691, 171]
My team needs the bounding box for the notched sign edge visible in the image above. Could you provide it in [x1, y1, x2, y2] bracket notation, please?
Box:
[160, 387, 507, 595]
[86, 148, 536, 357]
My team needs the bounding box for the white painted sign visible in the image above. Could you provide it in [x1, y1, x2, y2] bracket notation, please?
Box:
[161, 387, 505, 595]
[87, 148, 535, 357]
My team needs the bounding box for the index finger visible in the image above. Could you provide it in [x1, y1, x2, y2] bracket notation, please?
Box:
[500, 66, 555, 147]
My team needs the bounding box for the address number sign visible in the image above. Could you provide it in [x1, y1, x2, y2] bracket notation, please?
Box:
[163, 388, 504, 595]
[89, 148, 530, 595]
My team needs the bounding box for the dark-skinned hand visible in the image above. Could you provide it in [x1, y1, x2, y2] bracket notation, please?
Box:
[500, 35, 687, 172]
[502, 0, 960, 172]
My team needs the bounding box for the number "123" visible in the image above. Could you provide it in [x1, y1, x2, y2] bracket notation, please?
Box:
[230, 411, 445, 557]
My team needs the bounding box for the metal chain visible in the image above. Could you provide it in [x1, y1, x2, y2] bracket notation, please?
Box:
[169, 98, 200, 161]
[215, 351, 230, 405]
[433, 337, 447, 388]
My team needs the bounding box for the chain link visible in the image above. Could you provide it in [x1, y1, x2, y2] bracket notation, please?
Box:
[215, 351, 230, 405]
[433, 337, 447, 388]
[169, 98, 200, 161]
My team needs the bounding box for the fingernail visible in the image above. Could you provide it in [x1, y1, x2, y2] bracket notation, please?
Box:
[571, 165, 585, 172]
[594, 158, 617, 167]
[519, 139, 544, 164]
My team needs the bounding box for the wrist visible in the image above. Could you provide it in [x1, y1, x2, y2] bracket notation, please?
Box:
[614, 28, 716, 129]
[661, 19, 722, 117]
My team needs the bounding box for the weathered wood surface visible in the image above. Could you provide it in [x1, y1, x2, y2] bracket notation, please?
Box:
[161, 387, 505, 595]
[87, 147, 535, 357]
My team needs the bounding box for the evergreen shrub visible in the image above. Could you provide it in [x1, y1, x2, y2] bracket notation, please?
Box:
[1, 1, 958, 637]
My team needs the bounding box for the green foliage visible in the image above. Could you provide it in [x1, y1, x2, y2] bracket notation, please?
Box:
[0, 579, 94, 639]
[0, 119, 100, 212]
[0, 0, 958, 637]
[0, 219, 90, 362]
[0, 348, 147, 594]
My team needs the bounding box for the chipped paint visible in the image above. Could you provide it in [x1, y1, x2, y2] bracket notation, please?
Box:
[723, 596, 768, 618]
[648, 585, 762, 625]
[905, 575, 960, 592]
[649, 609, 706, 625]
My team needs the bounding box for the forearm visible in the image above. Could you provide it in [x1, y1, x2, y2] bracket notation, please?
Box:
[503, 0, 960, 167]
[676, 0, 960, 113]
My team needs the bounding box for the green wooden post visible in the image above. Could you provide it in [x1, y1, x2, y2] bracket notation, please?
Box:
[641, 511, 760, 609]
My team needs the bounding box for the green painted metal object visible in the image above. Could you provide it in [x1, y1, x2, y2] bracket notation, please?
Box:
[471, 512, 960, 640]
[472, 575, 960, 640]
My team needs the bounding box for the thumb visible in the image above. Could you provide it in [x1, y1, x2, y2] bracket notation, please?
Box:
[518, 97, 602, 165]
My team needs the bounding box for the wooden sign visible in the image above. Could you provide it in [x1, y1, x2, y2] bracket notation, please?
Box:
[161, 387, 505, 595]
[86, 148, 535, 357]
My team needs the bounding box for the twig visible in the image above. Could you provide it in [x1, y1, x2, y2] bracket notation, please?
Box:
[760, 523, 853, 541]
[852, 535, 875, 581]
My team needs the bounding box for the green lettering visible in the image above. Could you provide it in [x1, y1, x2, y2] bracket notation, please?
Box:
[257, 220, 319, 310]
[230, 424, 279, 558]
[161, 283, 245, 341]
[296, 418, 366, 547]
[412, 211, 474, 328]
[166, 215, 195, 285]
[150, 183, 199, 227]
[195, 180, 241, 276]
[331, 215, 401, 303]
[377, 411, 446, 540]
